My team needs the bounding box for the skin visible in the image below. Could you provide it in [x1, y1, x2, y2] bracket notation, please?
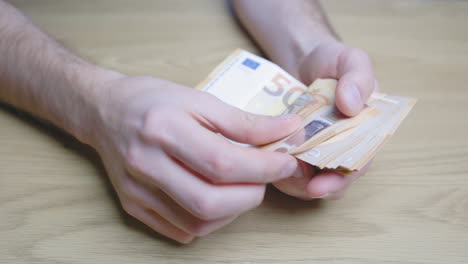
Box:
[233, 0, 377, 200]
[0, 0, 377, 243]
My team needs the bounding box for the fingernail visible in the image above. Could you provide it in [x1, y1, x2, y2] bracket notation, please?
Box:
[316, 192, 331, 199]
[282, 159, 297, 178]
[293, 168, 304, 178]
[343, 83, 362, 113]
[292, 165, 304, 178]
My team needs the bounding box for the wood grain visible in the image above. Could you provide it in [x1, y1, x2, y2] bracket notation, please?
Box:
[1, 0, 467, 263]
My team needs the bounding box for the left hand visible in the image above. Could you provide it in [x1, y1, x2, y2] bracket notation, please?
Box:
[273, 41, 378, 200]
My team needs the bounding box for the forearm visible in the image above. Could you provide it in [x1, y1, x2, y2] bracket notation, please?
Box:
[0, 1, 121, 143]
[232, 0, 338, 76]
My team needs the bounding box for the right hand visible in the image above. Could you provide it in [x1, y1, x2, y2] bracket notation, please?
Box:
[273, 41, 377, 201]
[88, 76, 301, 243]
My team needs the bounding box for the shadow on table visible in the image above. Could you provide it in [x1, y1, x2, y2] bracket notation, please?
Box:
[263, 185, 324, 213]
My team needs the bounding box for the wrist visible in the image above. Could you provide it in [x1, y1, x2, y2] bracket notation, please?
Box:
[68, 65, 125, 146]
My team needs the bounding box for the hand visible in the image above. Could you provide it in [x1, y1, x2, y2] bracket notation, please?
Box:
[88, 76, 301, 243]
[273, 41, 378, 200]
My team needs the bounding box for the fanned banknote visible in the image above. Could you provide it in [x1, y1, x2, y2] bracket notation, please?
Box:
[196, 49, 416, 173]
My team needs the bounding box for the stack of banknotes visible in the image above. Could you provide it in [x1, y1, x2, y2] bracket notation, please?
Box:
[196, 49, 416, 174]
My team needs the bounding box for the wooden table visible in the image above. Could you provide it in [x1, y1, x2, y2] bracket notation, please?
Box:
[1, 0, 467, 263]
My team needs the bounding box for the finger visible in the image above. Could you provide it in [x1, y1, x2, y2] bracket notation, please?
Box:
[272, 161, 316, 200]
[335, 48, 376, 116]
[196, 93, 301, 145]
[126, 150, 268, 220]
[306, 161, 373, 199]
[157, 117, 298, 184]
[122, 202, 194, 244]
[123, 173, 238, 236]
[306, 171, 347, 198]
[298, 43, 376, 117]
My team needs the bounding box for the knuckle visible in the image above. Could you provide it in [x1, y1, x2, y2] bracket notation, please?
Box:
[123, 147, 163, 184]
[187, 219, 213, 237]
[349, 47, 371, 63]
[124, 146, 145, 174]
[121, 200, 137, 217]
[240, 110, 255, 126]
[268, 160, 285, 181]
[255, 156, 283, 183]
[207, 152, 235, 182]
[116, 175, 135, 199]
[139, 107, 174, 144]
[190, 194, 221, 220]
[239, 111, 256, 139]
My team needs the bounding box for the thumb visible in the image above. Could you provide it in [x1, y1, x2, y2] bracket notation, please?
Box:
[335, 70, 376, 116]
[200, 95, 301, 145]
[335, 49, 376, 117]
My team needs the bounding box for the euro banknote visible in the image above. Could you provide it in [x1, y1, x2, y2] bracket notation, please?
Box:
[196, 49, 416, 173]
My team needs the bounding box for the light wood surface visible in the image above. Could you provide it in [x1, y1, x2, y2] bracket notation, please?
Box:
[1, 0, 468, 263]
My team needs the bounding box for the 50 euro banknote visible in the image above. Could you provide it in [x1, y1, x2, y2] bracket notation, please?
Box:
[196, 49, 416, 173]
